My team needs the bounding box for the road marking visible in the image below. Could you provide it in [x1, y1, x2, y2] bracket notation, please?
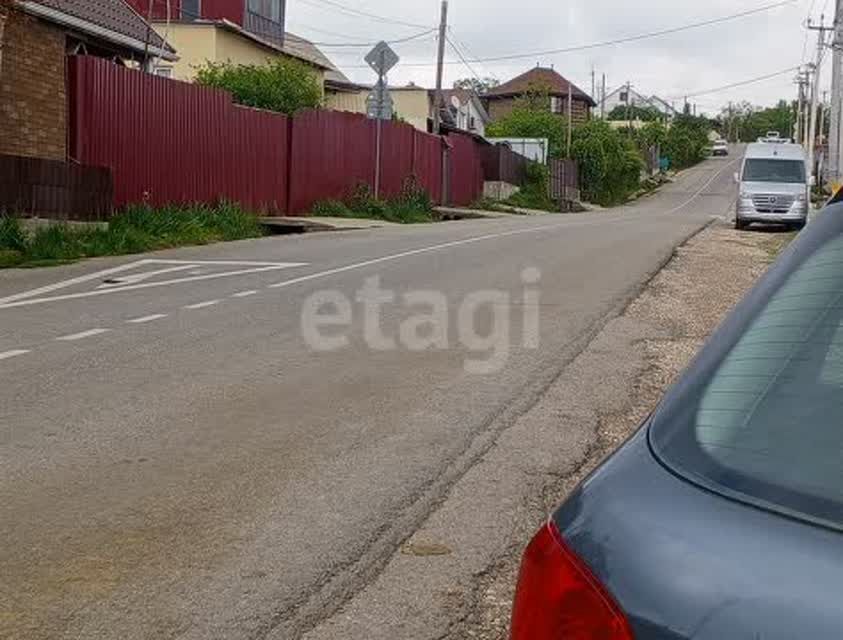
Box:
[56, 328, 111, 341]
[232, 290, 259, 298]
[127, 313, 168, 324]
[0, 349, 30, 361]
[97, 264, 199, 288]
[184, 299, 221, 310]
[268, 223, 584, 291]
[666, 157, 740, 215]
[0, 259, 308, 310]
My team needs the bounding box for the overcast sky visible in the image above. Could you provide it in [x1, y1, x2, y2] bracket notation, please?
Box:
[286, 0, 827, 116]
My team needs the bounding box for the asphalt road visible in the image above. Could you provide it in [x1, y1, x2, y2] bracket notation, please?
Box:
[0, 154, 740, 639]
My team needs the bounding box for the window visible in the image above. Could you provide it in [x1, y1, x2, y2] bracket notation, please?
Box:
[550, 96, 563, 113]
[619, 91, 628, 103]
[742, 159, 806, 184]
[651, 230, 843, 528]
[154, 66, 173, 78]
[181, 0, 200, 20]
[248, 0, 282, 22]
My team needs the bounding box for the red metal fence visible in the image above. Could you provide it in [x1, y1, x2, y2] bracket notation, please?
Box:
[67, 56, 485, 215]
[69, 56, 288, 212]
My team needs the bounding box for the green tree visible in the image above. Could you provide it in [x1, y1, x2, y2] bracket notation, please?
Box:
[663, 114, 711, 169]
[453, 77, 500, 95]
[485, 95, 567, 158]
[571, 120, 644, 205]
[195, 57, 323, 115]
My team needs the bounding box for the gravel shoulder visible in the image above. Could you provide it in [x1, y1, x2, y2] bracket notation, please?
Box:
[302, 221, 794, 640]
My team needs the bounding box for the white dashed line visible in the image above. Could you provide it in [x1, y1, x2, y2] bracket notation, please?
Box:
[231, 290, 258, 298]
[127, 313, 168, 324]
[0, 349, 30, 361]
[56, 328, 111, 341]
[184, 300, 221, 310]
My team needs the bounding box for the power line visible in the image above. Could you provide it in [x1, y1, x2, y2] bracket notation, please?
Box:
[446, 35, 484, 86]
[341, 0, 798, 68]
[295, 0, 433, 30]
[667, 66, 801, 100]
[287, 28, 436, 48]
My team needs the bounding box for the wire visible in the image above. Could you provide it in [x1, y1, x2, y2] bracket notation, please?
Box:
[295, 0, 433, 30]
[286, 28, 436, 48]
[447, 27, 498, 83]
[341, 0, 799, 68]
[667, 66, 801, 100]
[446, 36, 484, 88]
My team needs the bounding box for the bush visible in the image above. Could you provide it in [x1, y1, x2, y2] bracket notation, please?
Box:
[312, 178, 434, 224]
[663, 115, 711, 170]
[571, 120, 644, 206]
[485, 105, 567, 159]
[0, 216, 27, 252]
[505, 162, 557, 211]
[195, 58, 323, 115]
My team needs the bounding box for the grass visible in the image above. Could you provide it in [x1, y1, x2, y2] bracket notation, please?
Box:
[312, 182, 434, 224]
[0, 203, 264, 268]
[760, 231, 798, 262]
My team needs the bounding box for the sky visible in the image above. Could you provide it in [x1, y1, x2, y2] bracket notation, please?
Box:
[285, 0, 831, 117]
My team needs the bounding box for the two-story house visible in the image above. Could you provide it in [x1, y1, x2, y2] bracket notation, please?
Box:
[124, 0, 334, 85]
[484, 66, 595, 125]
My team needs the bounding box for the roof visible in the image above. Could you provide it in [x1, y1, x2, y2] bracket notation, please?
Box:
[17, 0, 176, 59]
[745, 142, 805, 160]
[486, 67, 596, 106]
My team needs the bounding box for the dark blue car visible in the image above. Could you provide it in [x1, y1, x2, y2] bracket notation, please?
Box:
[511, 206, 843, 639]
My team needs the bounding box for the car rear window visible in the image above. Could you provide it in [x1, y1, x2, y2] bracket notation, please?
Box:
[651, 232, 843, 528]
[742, 158, 806, 183]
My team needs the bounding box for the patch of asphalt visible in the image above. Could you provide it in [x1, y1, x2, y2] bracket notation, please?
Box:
[300, 221, 780, 640]
[297, 221, 714, 640]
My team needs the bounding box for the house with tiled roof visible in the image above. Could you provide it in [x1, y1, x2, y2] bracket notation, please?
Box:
[0, 0, 176, 161]
[483, 66, 596, 125]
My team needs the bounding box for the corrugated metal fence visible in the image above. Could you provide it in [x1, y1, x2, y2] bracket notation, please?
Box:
[68, 56, 484, 214]
[0, 153, 112, 220]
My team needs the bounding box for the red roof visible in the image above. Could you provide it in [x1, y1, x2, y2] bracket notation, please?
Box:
[486, 67, 595, 106]
[18, 0, 175, 57]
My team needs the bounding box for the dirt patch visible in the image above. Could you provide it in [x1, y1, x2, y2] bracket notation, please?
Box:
[458, 222, 792, 640]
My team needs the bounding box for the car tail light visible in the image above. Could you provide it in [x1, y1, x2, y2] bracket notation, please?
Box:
[510, 521, 634, 640]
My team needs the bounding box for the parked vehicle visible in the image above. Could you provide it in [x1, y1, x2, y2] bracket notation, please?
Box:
[735, 142, 810, 230]
[711, 139, 729, 156]
[510, 206, 843, 640]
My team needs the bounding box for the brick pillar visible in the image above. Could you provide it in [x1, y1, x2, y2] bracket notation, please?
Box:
[0, 8, 67, 160]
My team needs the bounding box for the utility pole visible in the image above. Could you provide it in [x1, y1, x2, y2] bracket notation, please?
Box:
[796, 69, 807, 145]
[432, 0, 448, 136]
[591, 66, 596, 103]
[807, 17, 833, 182]
[601, 73, 606, 118]
[626, 81, 632, 128]
[728, 101, 734, 142]
[828, 0, 843, 186]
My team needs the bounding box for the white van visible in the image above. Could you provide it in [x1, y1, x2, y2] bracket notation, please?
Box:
[735, 142, 811, 230]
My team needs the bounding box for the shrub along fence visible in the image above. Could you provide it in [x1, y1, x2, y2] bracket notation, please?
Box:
[68, 56, 483, 215]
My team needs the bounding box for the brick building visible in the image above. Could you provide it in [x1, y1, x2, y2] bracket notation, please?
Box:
[0, 0, 175, 161]
[483, 66, 596, 125]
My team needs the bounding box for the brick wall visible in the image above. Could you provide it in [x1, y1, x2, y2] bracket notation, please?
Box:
[0, 9, 67, 160]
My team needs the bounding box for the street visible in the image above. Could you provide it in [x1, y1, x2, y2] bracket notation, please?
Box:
[1, 155, 739, 639]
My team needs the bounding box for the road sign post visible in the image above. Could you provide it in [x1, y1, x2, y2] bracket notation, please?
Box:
[365, 42, 400, 199]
